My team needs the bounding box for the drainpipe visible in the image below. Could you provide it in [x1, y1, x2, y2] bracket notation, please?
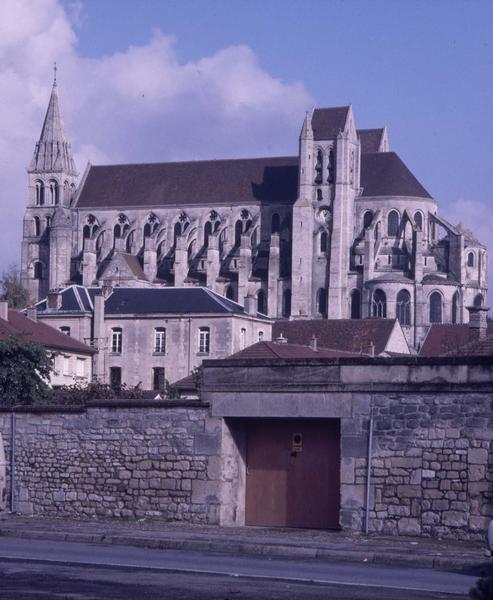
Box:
[10, 412, 16, 513]
[364, 410, 374, 535]
[187, 317, 192, 374]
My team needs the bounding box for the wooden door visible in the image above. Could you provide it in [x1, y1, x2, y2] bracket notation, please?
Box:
[245, 419, 340, 529]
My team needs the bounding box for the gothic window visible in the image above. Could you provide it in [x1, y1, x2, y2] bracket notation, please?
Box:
[349, 150, 355, 185]
[257, 289, 266, 314]
[317, 288, 327, 318]
[152, 367, 165, 391]
[363, 211, 373, 229]
[114, 224, 122, 239]
[143, 223, 152, 238]
[225, 285, 235, 301]
[83, 225, 91, 239]
[396, 289, 411, 326]
[467, 252, 475, 267]
[204, 221, 212, 246]
[282, 289, 291, 318]
[174, 222, 182, 245]
[316, 189, 323, 201]
[111, 328, 122, 354]
[35, 181, 44, 206]
[45, 216, 51, 229]
[49, 180, 59, 205]
[452, 291, 459, 324]
[198, 327, 210, 354]
[154, 328, 166, 354]
[474, 293, 484, 307]
[34, 217, 41, 237]
[320, 231, 328, 253]
[271, 213, 281, 234]
[33, 261, 43, 280]
[328, 149, 335, 183]
[429, 292, 442, 324]
[414, 211, 423, 231]
[234, 220, 243, 247]
[350, 289, 361, 319]
[387, 210, 399, 236]
[314, 149, 323, 184]
[372, 289, 387, 318]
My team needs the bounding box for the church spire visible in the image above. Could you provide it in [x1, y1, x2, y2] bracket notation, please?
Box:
[29, 68, 77, 176]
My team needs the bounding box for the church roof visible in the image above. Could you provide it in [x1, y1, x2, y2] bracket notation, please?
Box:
[360, 152, 432, 199]
[76, 152, 431, 209]
[227, 341, 362, 360]
[29, 83, 77, 176]
[311, 106, 350, 140]
[358, 128, 386, 154]
[419, 323, 493, 356]
[76, 156, 299, 208]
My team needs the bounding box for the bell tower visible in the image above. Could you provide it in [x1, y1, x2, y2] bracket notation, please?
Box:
[21, 66, 78, 302]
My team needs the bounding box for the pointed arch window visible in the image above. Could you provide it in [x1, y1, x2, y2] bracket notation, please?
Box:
[234, 220, 243, 247]
[317, 288, 327, 318]
[271, 213, 281, 234]
[257, 289, 266, 314]
[467, 252, 475, 267]
[396, 289, 411, 326]
[35, 181, 44, 206]
[328, 149, 335, 183]
[33, 261, 43, 280]
[363, 211, 373, 229]
[45, 216, 51, 229]
[387, 210, 399, 236]
[204, 221, 213, 247]
[429, 292, 442, 324]
[143, 223, 152, 238]
[320, 231, 328, 254]
[414, 211, 423, 231]
[49, 180, 59, 205]
[452, 291, 459, 324]
[314, 150, 323, 184]
[350, 289, 361, 319]
[282, 289, 291, 318]
[372, 289, 387, 318]
[83, 225, 91, 239]
[34, 217, 41, 237]
[474, 293, 484, 308]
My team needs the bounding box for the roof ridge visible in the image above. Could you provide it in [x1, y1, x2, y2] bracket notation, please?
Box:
[90, 155, 299, 169]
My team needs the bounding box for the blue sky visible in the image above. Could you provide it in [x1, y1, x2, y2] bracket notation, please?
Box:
[1, 0, 492, 289]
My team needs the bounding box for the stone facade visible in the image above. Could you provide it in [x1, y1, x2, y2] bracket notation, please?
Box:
[0, 403, 226, 522]
[21, 83, 487, 350]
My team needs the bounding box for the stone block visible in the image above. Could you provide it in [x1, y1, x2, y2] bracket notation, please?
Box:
[397, 485, 421, 499]
[442, 511, 468, 527]
[340, 457, 355, 484]
[341, 435, 367, 458]
[397, 517, 421, 536]
[194, 432, 221, 456]
[468, 448, 488, 465]
[191, 480, 220, 504]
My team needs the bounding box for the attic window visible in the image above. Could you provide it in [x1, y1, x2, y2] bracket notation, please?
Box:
[59, 326, 71, 336]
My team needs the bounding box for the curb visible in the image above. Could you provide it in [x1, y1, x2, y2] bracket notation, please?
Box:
[0, 528, 488, 571]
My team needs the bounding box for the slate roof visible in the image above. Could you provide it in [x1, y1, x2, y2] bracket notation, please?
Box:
[419, 323, 493, 357]
[77, 156, 299, 209]
[358, 129, 385, 154]
[36, 285, 268, 318]
[0, 310, 95, 354]
[227, 341, 362, 360]
[272, 318, 399, 356]
[311, 106, 350, 140]
[360, 152, 432, 198]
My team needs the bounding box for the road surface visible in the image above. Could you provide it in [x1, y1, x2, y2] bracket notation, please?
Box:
[0, 536, 484, 599]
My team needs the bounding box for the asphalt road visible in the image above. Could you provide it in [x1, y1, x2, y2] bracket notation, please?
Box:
[0, 537, 483, 599]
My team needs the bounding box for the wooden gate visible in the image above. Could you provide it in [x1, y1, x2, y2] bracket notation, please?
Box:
[245, 419, 340, 529]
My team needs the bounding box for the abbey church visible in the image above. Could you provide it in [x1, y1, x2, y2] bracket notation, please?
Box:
[21, 80, 487, 348]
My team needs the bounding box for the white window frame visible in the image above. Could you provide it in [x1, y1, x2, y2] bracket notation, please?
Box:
[198, 327, 210, 355]
[111, 328, 122, 354]
[154, 328, 166, 354]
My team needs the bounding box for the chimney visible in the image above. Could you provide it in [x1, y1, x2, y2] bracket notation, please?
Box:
[244, 294, 256, 316]
[466, 305, 489, 340]
[102, 281, 113, 298]
[0, 301, 8, 321]
[274, 332, 288, 344]
[364, 341, 375, 357]
[27, 307, 37, 322]
[309, 335, 318, 351]
[47, 289, 62, 310]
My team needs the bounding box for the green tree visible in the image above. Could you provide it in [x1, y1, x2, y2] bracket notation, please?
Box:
[0, 265, 31, 309]
[0, 336, 54, 406]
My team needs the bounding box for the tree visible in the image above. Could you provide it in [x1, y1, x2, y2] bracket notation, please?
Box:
[0, 336, 53, 406]
[0, 264, 31, 309]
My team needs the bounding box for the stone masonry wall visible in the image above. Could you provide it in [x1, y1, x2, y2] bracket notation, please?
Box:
[363, 392, 493, 540]
[0, 403, 223, 523]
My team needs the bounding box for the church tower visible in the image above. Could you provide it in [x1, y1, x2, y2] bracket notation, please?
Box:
[291, 106, 360, 319]
[21, 68, 78, 302]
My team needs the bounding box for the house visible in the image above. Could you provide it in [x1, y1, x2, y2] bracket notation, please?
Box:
[34, 285, 271, 389]
[0, 301, 94, 387]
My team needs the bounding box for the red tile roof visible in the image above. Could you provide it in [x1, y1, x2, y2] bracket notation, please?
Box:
[0, 310, 95, 355]
[444, 334, 493, 357]
[272, 319, 398, 356]
[228, 341, 363, 360]
[419, 323, 493, 357]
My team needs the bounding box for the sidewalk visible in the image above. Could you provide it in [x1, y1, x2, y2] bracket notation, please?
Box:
[0, 514, 489, 571]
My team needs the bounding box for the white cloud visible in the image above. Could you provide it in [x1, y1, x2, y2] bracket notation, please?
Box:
[0, 0, 312, 273]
